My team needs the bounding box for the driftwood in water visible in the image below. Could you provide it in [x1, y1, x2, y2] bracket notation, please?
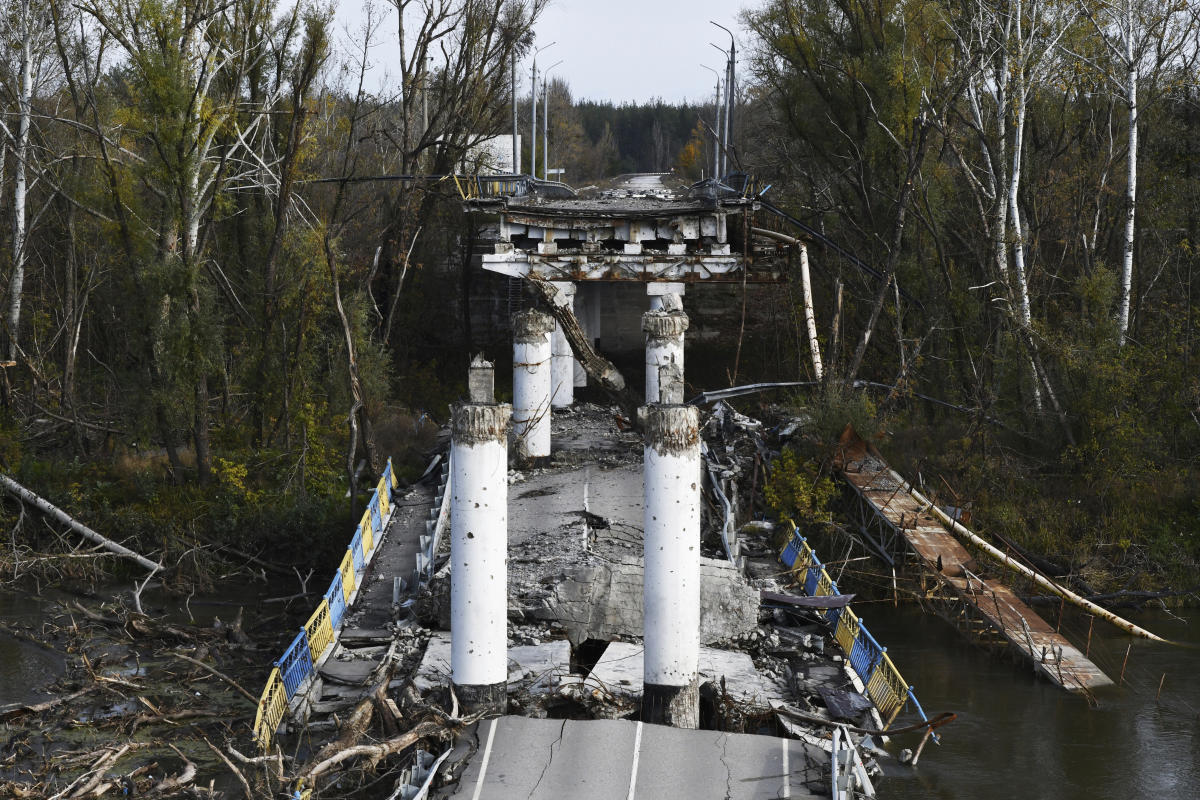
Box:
[0, 473, 161, 572]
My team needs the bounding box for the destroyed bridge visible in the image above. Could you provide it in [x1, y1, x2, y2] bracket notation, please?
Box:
[250, 173, 1167, 800]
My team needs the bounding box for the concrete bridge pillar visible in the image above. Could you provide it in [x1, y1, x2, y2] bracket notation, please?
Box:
[549, 282, 576, 408]
[512, 309, 554, 460]
[647, 282, 686, 311]
[450, 359, 511, 717]
[643, 309, 689, 404]
[641, 365, 701, 728]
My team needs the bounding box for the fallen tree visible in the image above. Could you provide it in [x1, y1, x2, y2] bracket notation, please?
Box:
[0, 473, 161, 572]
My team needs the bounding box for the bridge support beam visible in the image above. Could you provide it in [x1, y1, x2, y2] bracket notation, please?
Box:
[512, 309, 554, 460]
[450, 363, 511, 717]
[643, 309, 689, 403]
[647, 281, 686, 311]
[548, 282, 576, 408]
[641, 366, 701, 728]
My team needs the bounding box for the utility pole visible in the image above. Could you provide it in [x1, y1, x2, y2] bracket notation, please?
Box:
[543, 60, 562, 181]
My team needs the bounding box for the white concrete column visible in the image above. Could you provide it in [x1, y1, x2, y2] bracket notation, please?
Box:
[642, 366, 701, 728]
[512, 309, 554, 461]
[647, 281, 686, 311]
[549, 282, 576, 408]
[643, 309, 689, 403]
[573, 284, 594, 388]
[450, 383, 511, 717]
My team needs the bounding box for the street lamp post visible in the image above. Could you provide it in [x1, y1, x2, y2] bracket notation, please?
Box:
[543, 60, 562, 182]
[700, 64, 722, 180]
[530, 42, 556, 178]
[711, 22, 736, 174]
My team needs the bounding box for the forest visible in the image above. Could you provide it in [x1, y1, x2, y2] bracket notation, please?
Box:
[0, 0, 1196, 600]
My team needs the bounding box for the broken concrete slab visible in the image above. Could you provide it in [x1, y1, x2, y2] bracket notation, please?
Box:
[412, 632, 572, 694]
[582, 641, 788, 708]
[523, 555, 759, 646]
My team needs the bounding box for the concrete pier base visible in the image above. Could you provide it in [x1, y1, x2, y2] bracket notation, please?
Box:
[642, 679, 700, 728]
[452, 680, 508, 718]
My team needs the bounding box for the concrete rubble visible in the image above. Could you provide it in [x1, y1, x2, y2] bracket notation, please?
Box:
[294, 401, 892, 798]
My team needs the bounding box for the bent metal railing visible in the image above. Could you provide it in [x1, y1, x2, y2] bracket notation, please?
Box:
[779, 523, 933, 733]
[252, 458, 399, 752]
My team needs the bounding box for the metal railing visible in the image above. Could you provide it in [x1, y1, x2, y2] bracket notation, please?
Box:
[415, 454, 451, 586]
[252, 458, 399, 751]
[778, 524, 933, 732]
[701, 442, 740, 565]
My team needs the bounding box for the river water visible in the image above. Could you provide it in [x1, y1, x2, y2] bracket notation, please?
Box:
[867, 603, 1200, 800]
[0, 592, 67, 707]
[3, 586, 1197, 798]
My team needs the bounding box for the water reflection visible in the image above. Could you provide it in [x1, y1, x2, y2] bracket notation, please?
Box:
[0, 592, 66, 707]
[867, 604, 1199, 800]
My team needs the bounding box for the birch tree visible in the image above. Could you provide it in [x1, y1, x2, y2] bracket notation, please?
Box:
[948, 0, 1076, 436]
[0, 0, 52, 362]
[1072, 0, 1195, 345]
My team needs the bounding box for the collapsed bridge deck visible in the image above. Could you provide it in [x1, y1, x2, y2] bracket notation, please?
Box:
[837, 438, 1112, 692]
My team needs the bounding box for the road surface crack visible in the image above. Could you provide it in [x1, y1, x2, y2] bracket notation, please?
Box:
[528, 719, 567, 799]
[719, 733, 734, 800]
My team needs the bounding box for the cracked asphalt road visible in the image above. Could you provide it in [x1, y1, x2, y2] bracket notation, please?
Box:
[438, 716, 825, 799]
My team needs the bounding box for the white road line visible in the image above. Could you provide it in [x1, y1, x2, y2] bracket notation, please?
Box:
[626, 720, 643, 800]
[470, 718, 498, 800]
[781, 738, 791, 799]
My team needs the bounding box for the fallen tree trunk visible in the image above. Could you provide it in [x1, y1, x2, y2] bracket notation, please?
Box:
[303, 720, 446, 781]
[903, 478, 1170, 643]
[0, 474, 161, 572]
[526, 277, 641, 422]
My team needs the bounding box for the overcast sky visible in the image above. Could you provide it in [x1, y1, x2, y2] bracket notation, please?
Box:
[529, 0, 757, 104]
[334, 0, 758, 104]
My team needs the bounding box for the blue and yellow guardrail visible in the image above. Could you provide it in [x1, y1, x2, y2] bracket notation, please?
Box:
[779, 523, 932, 730]
[252, 459, 400, 751]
